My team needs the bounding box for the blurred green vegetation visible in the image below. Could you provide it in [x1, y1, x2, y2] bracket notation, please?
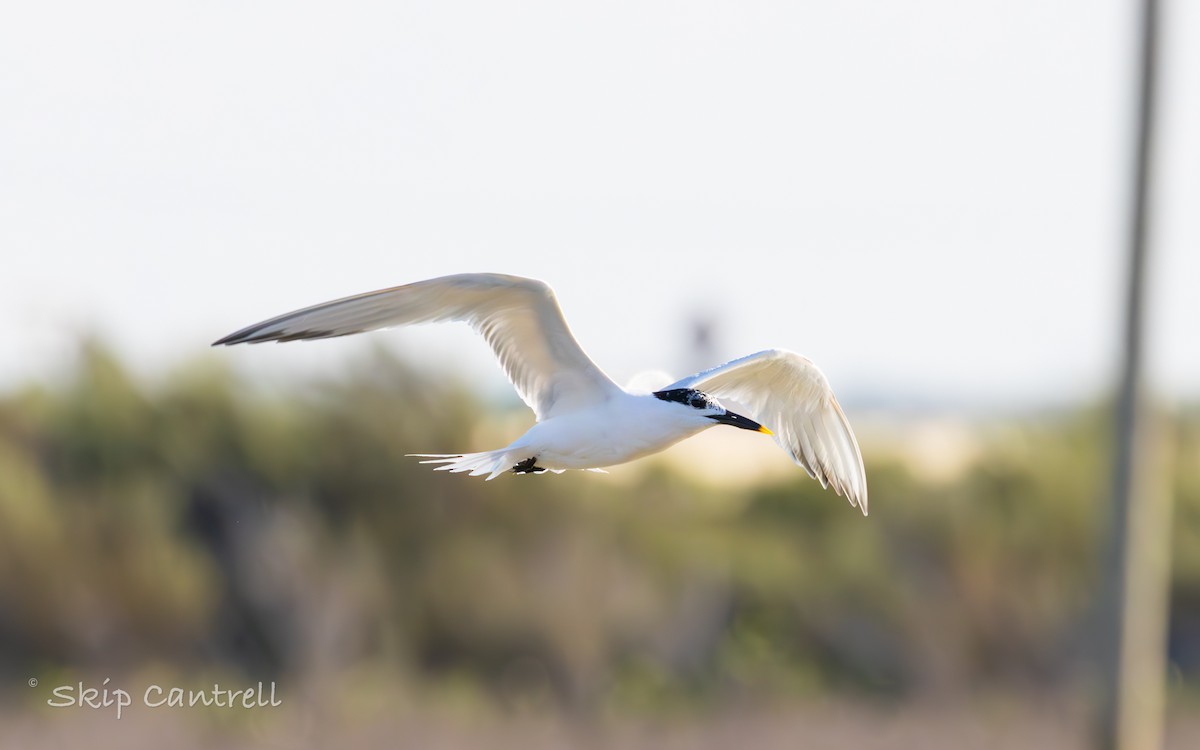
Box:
[2, 341, 1198, 712]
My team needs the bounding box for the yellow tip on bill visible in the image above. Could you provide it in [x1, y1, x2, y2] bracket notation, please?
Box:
[759, 425, 774, 436]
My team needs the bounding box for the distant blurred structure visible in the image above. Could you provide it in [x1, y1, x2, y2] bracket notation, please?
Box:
[685, 312, 718, 378]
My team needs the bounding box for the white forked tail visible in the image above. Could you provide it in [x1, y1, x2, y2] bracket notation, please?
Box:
[407, 451, 519, 481]
[407, 451, 600, 479]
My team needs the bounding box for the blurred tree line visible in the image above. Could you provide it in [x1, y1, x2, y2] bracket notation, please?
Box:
[1, 341, 1198, 711]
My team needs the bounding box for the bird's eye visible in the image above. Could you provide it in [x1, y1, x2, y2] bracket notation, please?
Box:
[652, 388, 713, 409]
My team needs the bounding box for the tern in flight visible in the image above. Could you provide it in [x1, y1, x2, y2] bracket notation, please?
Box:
[214, 274, 868, 514]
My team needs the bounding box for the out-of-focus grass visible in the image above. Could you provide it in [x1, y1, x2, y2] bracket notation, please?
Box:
[1, 340, 1198, 726]
[4, 687, 1200, 750]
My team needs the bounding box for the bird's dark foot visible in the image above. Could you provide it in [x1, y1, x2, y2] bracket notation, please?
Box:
[511, 457, 547, 474]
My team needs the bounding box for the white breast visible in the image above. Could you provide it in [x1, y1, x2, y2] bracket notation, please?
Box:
[510, 393, 713, 470]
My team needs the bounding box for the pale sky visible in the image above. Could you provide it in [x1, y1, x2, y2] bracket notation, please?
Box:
[2, 1, 1197, 410]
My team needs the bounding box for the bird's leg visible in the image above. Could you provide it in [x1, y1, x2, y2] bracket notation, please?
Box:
[511, 456, 547, 474]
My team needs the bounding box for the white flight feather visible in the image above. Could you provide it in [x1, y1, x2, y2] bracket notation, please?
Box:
[213, 273, 621, 420]
[666, 349, 868, 515]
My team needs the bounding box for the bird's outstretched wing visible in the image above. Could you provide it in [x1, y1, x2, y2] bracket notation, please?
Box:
[667, 349, 868, 514]
[213, 274, 621, 420]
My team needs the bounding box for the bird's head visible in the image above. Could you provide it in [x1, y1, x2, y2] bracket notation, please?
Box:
[652, 388, 773, 435]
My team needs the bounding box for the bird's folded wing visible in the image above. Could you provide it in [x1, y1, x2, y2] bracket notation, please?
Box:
[213, 273, 621, 420]
[667, 349, 868, 514]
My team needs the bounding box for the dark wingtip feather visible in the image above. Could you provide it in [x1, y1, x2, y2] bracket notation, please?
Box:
[212, 326, 361, 347]
[211, 329, 264, 347]
[211, 322, 280, 347]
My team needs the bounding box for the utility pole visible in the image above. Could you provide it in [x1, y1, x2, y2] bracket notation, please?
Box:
[1095, 0, 1174, 748]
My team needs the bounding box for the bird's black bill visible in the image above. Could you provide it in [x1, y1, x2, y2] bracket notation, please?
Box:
[708, 411, 773, 435]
